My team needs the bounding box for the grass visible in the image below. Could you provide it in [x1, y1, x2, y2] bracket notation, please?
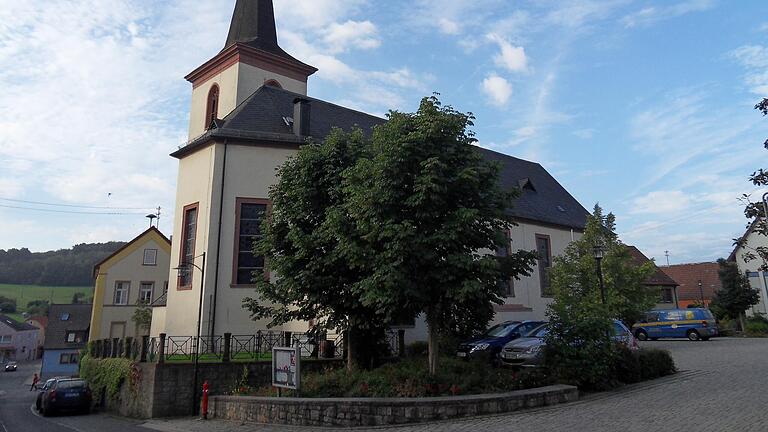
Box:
[0, 284, 92, 318]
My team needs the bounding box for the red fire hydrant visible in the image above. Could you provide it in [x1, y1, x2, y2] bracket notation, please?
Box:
[201, 380, 210, 420]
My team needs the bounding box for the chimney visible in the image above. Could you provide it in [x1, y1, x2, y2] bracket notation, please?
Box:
[293, 98, 311, 137]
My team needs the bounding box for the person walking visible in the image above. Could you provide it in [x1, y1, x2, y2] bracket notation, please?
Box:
[30, 373, 39, 391]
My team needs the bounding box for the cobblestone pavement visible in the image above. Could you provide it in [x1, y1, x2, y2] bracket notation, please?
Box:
[143, 338, 768, 432]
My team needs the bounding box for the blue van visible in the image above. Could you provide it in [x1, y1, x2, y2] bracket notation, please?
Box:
[632, 308, 718, 341]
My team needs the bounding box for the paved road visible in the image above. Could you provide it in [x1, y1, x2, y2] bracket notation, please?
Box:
[144, 337, 768, 432]
[0, 361, 150, 432]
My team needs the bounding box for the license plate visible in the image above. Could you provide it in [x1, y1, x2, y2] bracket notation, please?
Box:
[457, 352, 467, 358]
[64, 393, 78, 398]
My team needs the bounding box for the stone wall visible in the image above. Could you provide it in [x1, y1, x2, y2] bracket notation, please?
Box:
[209, 384, 579, 427]
[100, 359, 343, 418]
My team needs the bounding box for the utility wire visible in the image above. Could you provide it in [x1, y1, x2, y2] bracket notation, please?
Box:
[0, 203, 145, 215]
[0, 196, 154, 210]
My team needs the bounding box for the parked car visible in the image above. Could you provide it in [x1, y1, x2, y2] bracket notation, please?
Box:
[500, 320, 638, 368]
[632, 308, 718, 341]
[4, 362, 17, 372]
[456, 320, 545, 361]
[39, 378, 92, 416]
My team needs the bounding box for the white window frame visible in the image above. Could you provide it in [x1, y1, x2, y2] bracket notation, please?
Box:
[114, 281, 130, 305]
[0, 335, 11, 344]
[139, 282, 154, 304]
[143, 248, 158, 266]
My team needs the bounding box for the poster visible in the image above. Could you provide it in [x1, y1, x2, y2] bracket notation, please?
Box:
[272, 346, 300, 390]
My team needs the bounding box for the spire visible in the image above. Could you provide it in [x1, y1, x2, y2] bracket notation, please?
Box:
[224, 0, 288, 59]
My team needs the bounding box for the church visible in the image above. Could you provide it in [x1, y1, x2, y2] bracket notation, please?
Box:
[150, 0, 590, 342]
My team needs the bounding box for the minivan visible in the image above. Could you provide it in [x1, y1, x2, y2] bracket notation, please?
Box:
[632, 308, 717, 341]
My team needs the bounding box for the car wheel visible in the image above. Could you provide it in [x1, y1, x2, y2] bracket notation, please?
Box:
[701, 336, 710, 341]
[687, 330, 700, 341]
[635, 330, 648, 341]
[650, 337, 659, 341]
[41, 405, 51, 417]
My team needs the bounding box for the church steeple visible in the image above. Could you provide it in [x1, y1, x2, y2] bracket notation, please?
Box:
[224, 0, 283, 57]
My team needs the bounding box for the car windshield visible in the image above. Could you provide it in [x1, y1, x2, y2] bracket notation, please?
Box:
[703, 309, 715, 320]
[612, 322, 629, 336]
[530, 325, 549, 338]
[57, 380, 87, 390]
[484, 322, 519, 338]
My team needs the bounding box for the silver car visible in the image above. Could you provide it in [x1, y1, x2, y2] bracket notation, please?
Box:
[500, 320, 638, 368]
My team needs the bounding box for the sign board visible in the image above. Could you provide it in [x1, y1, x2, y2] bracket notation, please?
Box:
[272, 346, 300, 391]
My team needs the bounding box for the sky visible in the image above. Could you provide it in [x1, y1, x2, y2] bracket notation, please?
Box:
[1, 0, 768, 266]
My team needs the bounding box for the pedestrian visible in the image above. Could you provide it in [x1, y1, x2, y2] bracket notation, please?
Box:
[30, 373, 39, 391]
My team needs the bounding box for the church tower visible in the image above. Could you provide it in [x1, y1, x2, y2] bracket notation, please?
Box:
[184, 0, 317, 139]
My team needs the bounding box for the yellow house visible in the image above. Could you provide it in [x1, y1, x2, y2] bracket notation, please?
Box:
[89, 227, 171, 341]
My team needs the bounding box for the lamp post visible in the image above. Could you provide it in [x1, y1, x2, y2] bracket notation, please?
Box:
[593, 244, 606, 305]
[173, 252, 206, 416]
[698, 280, 705, 307]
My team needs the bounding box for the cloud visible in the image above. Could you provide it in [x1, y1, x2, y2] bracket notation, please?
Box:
[323, 20, 381, 53]
[438, 18, 461, 35]
[488, 34, 528, 73]
[631, 190, 691, 215]
[573, 128, 595, 139]
[621, 0, 715, 28]
[481, 74, 513, 106]
[731, 45, 768, 95]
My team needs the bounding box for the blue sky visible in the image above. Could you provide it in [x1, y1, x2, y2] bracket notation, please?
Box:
[1, 0, 768, 266]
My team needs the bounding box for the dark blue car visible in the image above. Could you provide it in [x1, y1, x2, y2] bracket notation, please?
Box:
[456, 320, 545, 361]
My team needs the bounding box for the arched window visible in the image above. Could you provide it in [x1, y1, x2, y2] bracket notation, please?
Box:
[205, 84, 220, 130]
[264, 79, 282, 89]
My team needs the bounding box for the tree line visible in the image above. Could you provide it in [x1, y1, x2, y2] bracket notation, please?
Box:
[0, 242, 125, 286]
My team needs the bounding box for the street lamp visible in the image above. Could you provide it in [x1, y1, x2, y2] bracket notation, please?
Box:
[173, 252, 206, 416]
[698, 280, 705, 307]
[593, 244, 606, 305]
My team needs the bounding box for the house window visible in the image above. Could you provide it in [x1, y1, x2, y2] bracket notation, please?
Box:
[114, 281, 130, 305]
[143, 249, 158, 266]
[234, 198, 268, 285]
[0, 335, 11, 344]
[496, 230, 514, 297]
[60, 313, 70, 321]
[59, 353, 78, 364]
[746, 271, 760, 278]
[66, 332, 76, 343]
[660, 287, 674, 303]
[65, 331, 85, 344]
[536, 234, 553, 297]
[205, 84, 219, 129]
[139, 282, 154, 304]
[179, 203, 198, 288]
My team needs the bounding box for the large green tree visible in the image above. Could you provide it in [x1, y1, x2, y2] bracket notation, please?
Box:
[342, 96, 537, 374]
[243, 128, 390, 370]
[711, 258, 760, 330]
[738, 99, 768, 267]
[544, 205, 656, 388]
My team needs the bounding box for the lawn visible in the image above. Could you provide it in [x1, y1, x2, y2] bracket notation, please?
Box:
[0, 284, 93, 318]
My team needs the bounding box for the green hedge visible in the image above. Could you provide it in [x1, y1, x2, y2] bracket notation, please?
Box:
[79, 355, 136, 400]
[615, 347, 676, 384]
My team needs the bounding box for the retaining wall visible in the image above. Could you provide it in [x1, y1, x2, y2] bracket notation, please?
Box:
[209, 384, 579, 427]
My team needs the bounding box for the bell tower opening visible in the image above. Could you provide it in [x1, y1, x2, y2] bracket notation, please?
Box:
[205, 84, 220, 130]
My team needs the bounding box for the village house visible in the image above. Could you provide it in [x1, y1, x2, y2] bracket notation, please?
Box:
[151, 0, 590, 340]
[89, 227, 170, 341]
[626, 246, 680, 309]
[729, 220, 768, 316]
[662, 262, 721, 308]
[41, 304, 91, 378]
[25, 315, 47, 359]
[0, 315, 39, 362]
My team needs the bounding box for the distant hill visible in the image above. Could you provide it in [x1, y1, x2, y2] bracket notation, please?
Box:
[0, 242, 126, 287]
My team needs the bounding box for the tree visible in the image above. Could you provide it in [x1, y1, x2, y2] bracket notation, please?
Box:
[0, 296, 17, 313]
[26, 300, 49, 317]
[243, 128, 391, 370]
[71, 292, 86, 304]
[544, 205, 656, 388]
[711, 258, 759, 331]
[737, 99, 768, 268]
[132, 304, 153, 335]
[342, 95, 537, 374]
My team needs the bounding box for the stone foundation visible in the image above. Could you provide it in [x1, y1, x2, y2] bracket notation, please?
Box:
[209, 384, 578, 427]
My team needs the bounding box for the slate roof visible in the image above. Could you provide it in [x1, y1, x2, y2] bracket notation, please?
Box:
[43, 304, 92, 350]
[662, 262, 721, 301]
[626, 246, 679, 287]
[223, 0, 314, 70]
[0, 315, 38, 332]
[174, 85, 589, 230]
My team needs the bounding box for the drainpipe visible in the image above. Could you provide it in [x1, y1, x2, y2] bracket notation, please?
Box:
[210, 140, 228, 339]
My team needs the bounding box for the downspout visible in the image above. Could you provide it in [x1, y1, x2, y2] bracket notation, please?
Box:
[210, 139, 228, 339]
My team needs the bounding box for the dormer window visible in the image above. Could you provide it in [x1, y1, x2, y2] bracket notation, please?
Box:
[205, 84, 220, 130]
[518, 178, 536, 192]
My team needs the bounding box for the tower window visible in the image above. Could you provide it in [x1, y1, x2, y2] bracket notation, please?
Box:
[205, 84, 220, 130]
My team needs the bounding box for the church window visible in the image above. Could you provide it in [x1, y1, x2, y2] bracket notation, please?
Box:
[178, 203, 198, 289]
[233, 198, 269, 285]
[205, 84, 220, 130]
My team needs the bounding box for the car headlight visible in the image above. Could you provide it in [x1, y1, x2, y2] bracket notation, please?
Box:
[524, 345, 541, 354]
[470, 343, 490, 352]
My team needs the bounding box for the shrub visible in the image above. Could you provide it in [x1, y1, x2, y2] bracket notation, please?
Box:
[405, 341, 428, 358]
[79, 355, 135, 400]
[637, 348, 676, 380]
[745, 318, 768, 337]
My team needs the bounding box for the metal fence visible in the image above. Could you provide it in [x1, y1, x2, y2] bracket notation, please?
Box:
[87, 329, 400, 364]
